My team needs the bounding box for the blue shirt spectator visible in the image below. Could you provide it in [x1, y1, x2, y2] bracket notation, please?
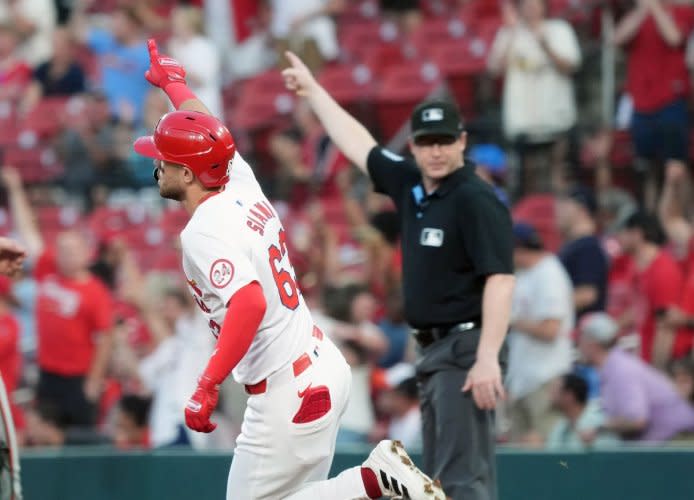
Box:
[87, 27, 149, 123]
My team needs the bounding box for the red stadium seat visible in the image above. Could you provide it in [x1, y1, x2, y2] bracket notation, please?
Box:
[375, 62, 443, 139]
[338, 0, 380, 27]
[339, 21, 400, 62]
[232, 71, 295, 131]
[36, 206, 84, 232]
[159, 207, 189, 237]
[410, 16, 470, 49]
[317, 63, 377, 127]
[88, 207, 149, 240]
[20, 98, 69, 139]
[512, 194, 562, 252]
[3, 146, 63, 183]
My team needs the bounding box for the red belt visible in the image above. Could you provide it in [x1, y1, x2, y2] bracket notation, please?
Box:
[245, 326, 324, 395]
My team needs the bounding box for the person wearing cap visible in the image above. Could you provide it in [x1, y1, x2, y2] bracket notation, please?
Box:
[468, 144, 510, 206]
[506, 223, 573, 444]
[577, 312, 694, 443]
[556, 185, 609, 319]
[616, 210, 685, 368]
[284, 52, 515, 500]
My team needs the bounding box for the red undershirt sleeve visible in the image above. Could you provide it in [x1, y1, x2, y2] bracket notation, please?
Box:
[201, 281, 267, 385]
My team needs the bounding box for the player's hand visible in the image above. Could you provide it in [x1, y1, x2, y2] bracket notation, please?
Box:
[462, 355, 506, 411]
[0, 237, 26, 276]
[282, 51, 319, 97]
[145, 39, 186, 89]
[185, 375, 219, 433]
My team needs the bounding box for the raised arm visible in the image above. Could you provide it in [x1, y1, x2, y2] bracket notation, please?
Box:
[658, 161, 692, 255]
[614, 3, 649, 46]
[648, 0, 685, 47]
[144, 39, 212, 115]
[282, 51, 377, 173]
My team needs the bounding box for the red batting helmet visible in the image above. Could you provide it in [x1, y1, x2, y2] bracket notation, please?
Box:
[133, 111, 236, 188]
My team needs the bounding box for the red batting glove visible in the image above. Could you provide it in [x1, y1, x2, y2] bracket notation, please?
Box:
[145, 39, 186, 90]
[185, 376, 219, 433]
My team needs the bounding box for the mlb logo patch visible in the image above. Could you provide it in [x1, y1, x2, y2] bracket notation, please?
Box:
[420, 228, 444, 247]
[422, 108, 444, 122]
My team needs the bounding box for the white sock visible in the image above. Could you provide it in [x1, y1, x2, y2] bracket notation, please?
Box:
[283, 466, 369, 500]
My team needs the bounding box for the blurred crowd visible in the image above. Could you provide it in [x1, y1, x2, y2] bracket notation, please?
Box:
[1, 0, 694, 454]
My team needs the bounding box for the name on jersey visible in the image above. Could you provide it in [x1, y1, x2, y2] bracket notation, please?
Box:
[246, 200, 277, 236]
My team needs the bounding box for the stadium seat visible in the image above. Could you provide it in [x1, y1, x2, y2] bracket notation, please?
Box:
[20, 98, 70, 139]
[159, 207, 189, 237]
[3, 146, 63, 183]
[375, 62, 443, 139]
[88, 207, 148, 239]
[232, 71, 295, 132]
[36, 206, 83, 232]
[338, 0, 379, 27]
[410, 16, 469, 49]
[317, 63, 377, 127]
[339, 21, 400, 62]
[512, 194, 561, 252]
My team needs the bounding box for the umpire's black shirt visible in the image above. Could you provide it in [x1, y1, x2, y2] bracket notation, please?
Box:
[367, 146, 513, 329]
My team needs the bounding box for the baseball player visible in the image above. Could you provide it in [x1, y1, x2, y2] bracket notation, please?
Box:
[133, 39, 446, 500]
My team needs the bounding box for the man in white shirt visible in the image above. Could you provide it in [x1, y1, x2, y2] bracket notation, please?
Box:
[506, 222, 574, 444]
[487, 0, 581, 193]
[0, 0, 56, 65]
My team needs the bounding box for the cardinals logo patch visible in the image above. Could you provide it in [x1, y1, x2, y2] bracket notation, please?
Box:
[209, 259, 234, 288]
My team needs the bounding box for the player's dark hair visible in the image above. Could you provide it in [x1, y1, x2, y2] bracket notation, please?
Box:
[623, 210, 666, 245]
[119, 395, 152, 428]
[562, 374, 588, 405]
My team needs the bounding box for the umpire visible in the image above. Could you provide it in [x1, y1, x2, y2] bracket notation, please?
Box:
[283, 53, 515, 500]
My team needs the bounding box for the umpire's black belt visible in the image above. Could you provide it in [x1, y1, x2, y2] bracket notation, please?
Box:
[412, 321, 478, 348]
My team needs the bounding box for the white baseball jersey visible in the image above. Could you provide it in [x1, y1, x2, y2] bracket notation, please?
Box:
[180, 153, 314, 385]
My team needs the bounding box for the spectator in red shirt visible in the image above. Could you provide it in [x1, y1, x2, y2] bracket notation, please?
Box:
[616, 210, 683, 369]
[1, 167, 114, 428]
[0, 276, 21, 394]
[661, 267, 694, 359]
[614, 0, 694, 209]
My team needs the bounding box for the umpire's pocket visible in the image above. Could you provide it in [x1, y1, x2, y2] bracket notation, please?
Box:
[451, 329, 482, 369]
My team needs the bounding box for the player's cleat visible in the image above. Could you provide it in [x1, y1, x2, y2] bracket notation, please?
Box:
[362, 440, 446, 500]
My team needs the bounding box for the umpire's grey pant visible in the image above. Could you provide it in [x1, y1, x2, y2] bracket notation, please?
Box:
[416, 329, 506, 500]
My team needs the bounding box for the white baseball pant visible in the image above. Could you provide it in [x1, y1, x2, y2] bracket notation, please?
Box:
[226, 333, 370, 500]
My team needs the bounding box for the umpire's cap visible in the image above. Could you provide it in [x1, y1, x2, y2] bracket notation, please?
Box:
[410, 100, 464, 139]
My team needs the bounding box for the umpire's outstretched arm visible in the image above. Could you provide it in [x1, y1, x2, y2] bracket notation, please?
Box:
[282, 52, 376, 174]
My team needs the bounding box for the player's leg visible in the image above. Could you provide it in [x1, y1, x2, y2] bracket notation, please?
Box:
[226, 334, 352, 499]
[284, 439, 446, 500]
